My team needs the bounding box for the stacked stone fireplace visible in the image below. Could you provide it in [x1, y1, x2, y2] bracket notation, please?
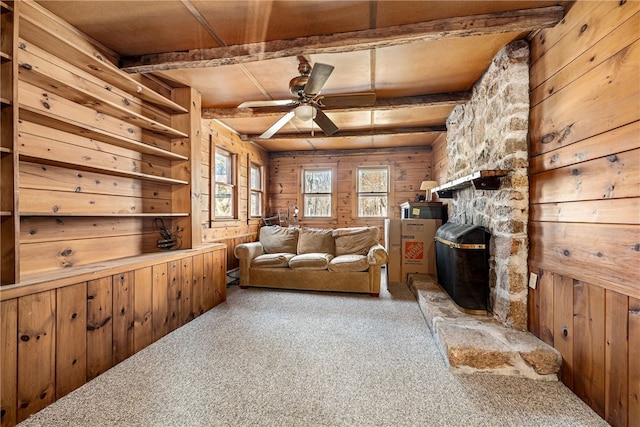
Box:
[443, 40, 530, 330]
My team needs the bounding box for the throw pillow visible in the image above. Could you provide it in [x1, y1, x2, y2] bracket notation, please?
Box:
[333, 227, 380, 256]
[297, 227, 335, 255]
[260, 226, 299, 254]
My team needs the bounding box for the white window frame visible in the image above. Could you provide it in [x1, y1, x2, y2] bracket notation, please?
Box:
[356, 166, 389, 218]
[300, 165, 336, 219]
[212, 147, 237, 220]
[249, 162, 264, 218]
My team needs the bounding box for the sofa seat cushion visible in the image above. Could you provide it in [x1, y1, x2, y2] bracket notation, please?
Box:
[328, 254, 369, 272]
[333, 227, 380, 256]
[297, 227, 335, 255]
[260, 226, 299, 254]
[251, 253, 295, 268]
[289, 253, 334, 270]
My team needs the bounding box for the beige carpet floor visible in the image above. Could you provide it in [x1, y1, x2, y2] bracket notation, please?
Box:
[18, 279, 607, 427]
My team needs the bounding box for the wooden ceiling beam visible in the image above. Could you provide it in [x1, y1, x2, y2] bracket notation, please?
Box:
[120, 6, 563, 73]
[239, 126, 447, 141]
[202, 92, 471, 119]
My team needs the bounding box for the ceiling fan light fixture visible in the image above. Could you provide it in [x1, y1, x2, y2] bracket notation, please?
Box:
[294, 104, 317, 122]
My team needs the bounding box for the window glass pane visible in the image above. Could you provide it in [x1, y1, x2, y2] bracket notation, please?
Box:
[250, 192, 261, 217]
[304, 170, 332, 193]
[358, 195, 388, 217]
[215, 152, 231, 184]
[250, 164, 261, 191]
[358, 168, 388, 192]
[214, 184, 233, 217]
[304, 195, 331, 217]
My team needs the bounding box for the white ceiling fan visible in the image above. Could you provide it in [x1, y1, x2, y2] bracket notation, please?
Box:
[238, 56, 376, 139]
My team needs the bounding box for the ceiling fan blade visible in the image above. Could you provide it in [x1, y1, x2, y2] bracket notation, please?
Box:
[313, 108, 339, 136]
[303, 63, 334, 97]
[238, 99, 294, 108]
[259, 111, 295, 139]
[317, 92, 376, 108]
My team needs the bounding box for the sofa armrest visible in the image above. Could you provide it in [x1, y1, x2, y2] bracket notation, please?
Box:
[234, 242, 264, 261]
[367, 244, 388, 266]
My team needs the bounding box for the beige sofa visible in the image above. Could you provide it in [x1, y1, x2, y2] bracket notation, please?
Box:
[234, 226, 388, 296]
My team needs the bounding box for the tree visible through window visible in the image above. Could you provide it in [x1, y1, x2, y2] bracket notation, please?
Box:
[214, 149, 235, 218]
[303, 168, 332, 217]
[250, 163, 263, 217]
[357, 167, 388, 217]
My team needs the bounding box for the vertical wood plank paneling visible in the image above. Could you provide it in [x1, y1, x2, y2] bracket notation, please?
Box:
[192, 254, 204, 317]
[538, 269, 555, 346]
[202, 250, 214, 311]
[527, 284, 538, 336]
[167, 260, 180, 333]
[629, 297, 640, 427]
[17, 291, 55, 422]
[86, 276, 113, 380]
[213, 248, 227, 306]
[0, 299, 17, 427]
[133, 267, 153, 353]
[606, 290, 629, 427]
[179, 256, 193, 325]
[152, 262, 169, 340]
[573, 281, 606, 417]
[55, 283, 87, 399]
[554, 274, 574, 388]
[112, 271, 134, 365]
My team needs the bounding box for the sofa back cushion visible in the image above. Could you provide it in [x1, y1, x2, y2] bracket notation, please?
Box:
[333, 227, 380, 256]
[260, 226, 299, 254]
[297, 227, 335, 255]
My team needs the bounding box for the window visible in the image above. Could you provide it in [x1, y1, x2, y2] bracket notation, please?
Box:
[249, 163, 263, 218]
[302, 168, 333, 218]
[213, 148, 236, 219]
[357, 167, 389, 218]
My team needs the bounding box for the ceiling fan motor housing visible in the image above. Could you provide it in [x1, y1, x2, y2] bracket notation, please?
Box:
[289, 75, 309, 97]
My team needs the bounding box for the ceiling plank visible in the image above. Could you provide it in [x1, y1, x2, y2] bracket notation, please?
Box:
[202, 92, 471, 119]
[120, 6, 564, 73]
[239, 126, 447, 141]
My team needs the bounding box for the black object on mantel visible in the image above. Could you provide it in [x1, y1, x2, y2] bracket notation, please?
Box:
[434, 222, 490, 313]
[433, 170, 508, 199]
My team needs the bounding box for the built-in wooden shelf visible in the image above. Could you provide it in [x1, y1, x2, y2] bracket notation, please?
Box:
[0, 51, 11, 62]
[18, 48, 188, 138]
[20, 212, 189, 217]
[20, 108, 188, 160]
[432, 170, 508, 198]
[0, 1, 13, 13]
[20, 1, 188, 114]
[0, 146, 12, 154]
[19, 154, 189, 185]
[1, 210, 12, 216]
[0, 96, 12, 105]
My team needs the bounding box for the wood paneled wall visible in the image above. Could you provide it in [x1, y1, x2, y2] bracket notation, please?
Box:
[0, 245, 226, 426]
[268, 147, 434, 230]
[527, 1, 639, 426]
[200, 120, 269, 271]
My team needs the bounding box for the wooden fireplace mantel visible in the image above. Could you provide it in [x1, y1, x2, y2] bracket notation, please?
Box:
[432, 170, 508, 198]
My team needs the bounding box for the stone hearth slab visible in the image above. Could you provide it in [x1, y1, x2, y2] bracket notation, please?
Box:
[408, 274, 561, 381]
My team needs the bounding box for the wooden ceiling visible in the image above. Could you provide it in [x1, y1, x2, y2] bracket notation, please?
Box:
[36, 1, 564, 152]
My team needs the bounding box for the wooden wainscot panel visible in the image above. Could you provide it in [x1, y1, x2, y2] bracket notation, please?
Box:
[55, 282, 87, 399]
[133, 267, 153, 353]
[1, 299, 18, 427]
[17, 290, 56, 422]
[629, 297, 640, 427]
[529, 222, 640, 298]
[152, 262, 169, 341]
[179, 256, 194, 325]
[112, 271, 134, 365]
[86, 276, 113, 381]
[553, 274, 574, 388]
[605, 290, 629, 427]
[538, 268, 555, 346]
[573, 281, 606, 417]
[202, 250, 214, 311]
[192, 254, 204, 317]
[212, 247, 227, 306]
[166, 260, 180, 333]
